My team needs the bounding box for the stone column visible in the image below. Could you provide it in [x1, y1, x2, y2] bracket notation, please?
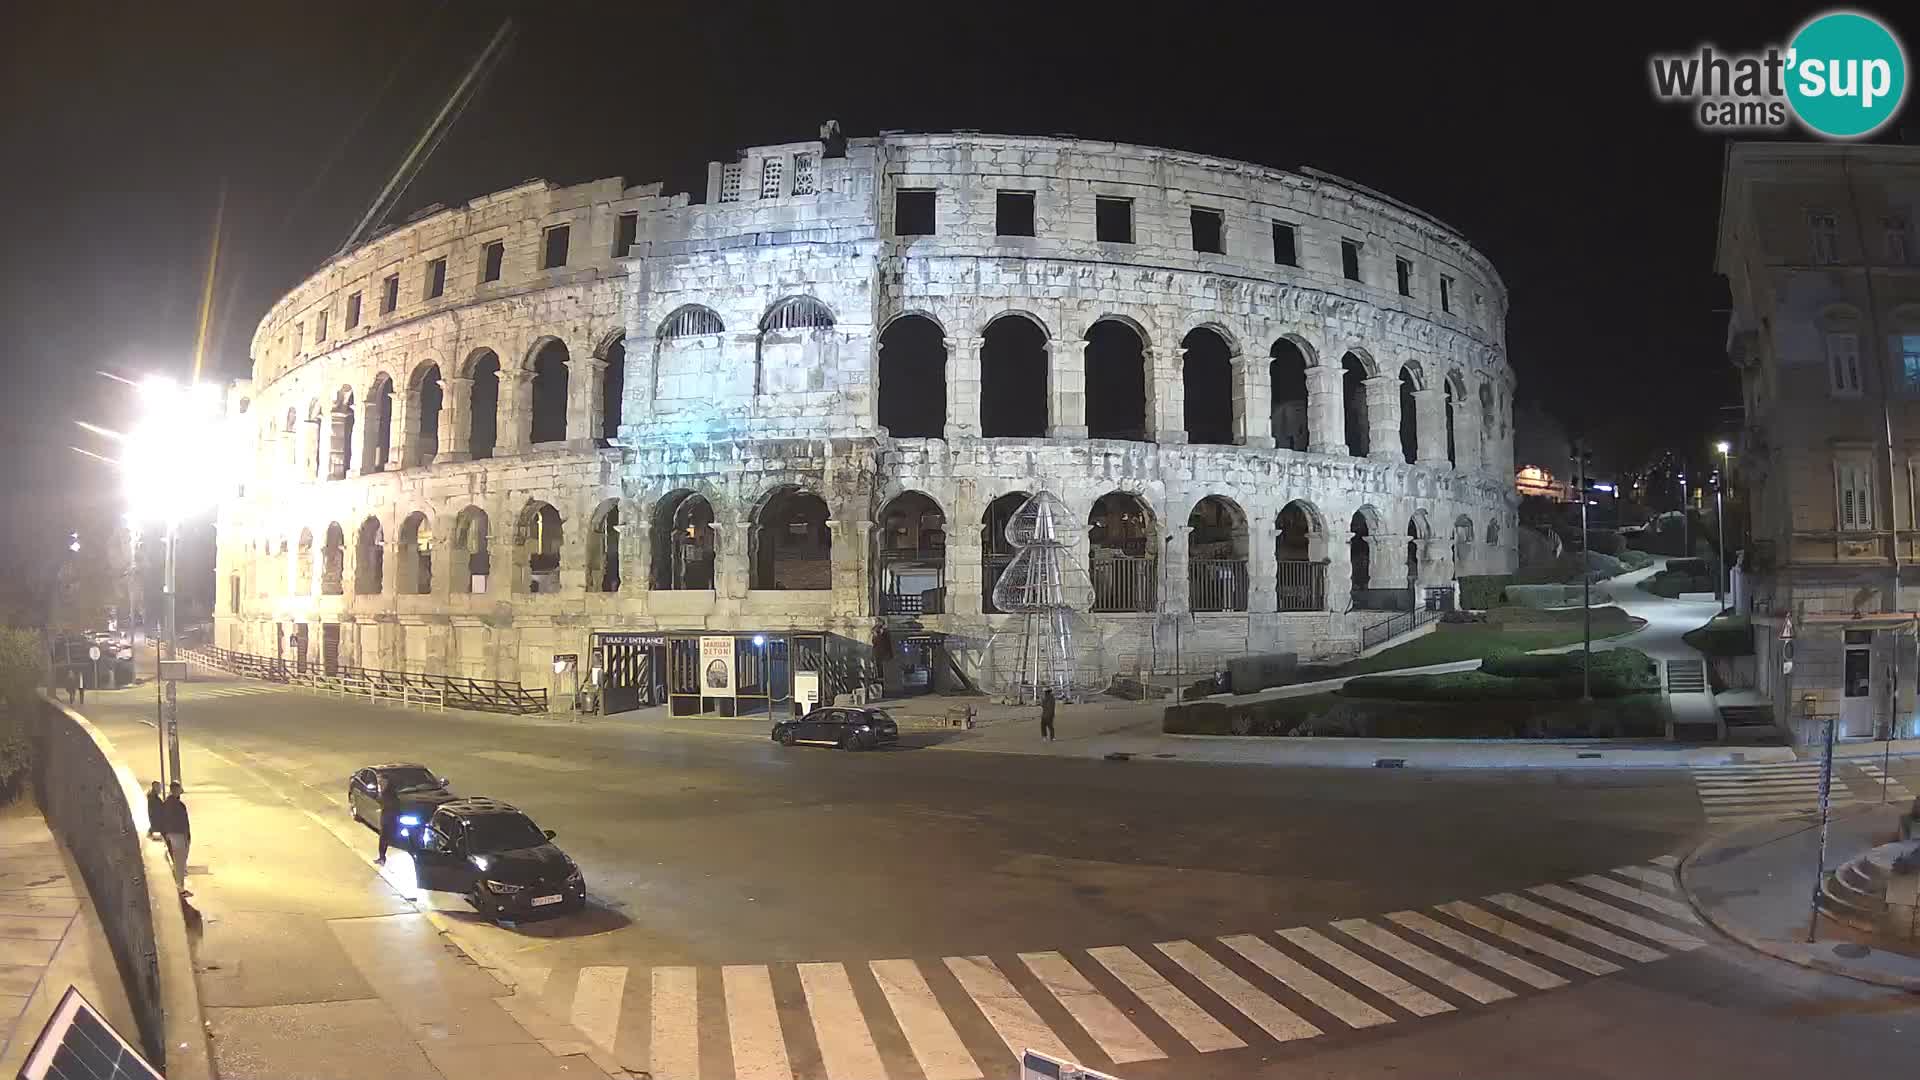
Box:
[1148, 345, 1186, 444]
[714, 517, 750, 600]
[438, 376, 473, 463]
[827, 519, 875, 619]
[497, 370, 533, 455]
[632, 336, 657, 424]
[1048, 339, 1087, 438]
[1452, 388, 1480, 475]
[1165, 524, 1194, 613]
[1248, 512, 1278, 613]
[618, 520, 648, 595]
[1376, 532, 1409, 591]
[568, 355, 608, 445]
[946, 507, 983, 615]
[1364, 375, 1401, 464]
[1235, 355, 1274, 448]
[387, 388, 414, 471]
[944, 335, 982, 440]
[1327, 532, 1355, 614]
[1413, 387, 1448, 466]
[1306, 364, 1346, 457]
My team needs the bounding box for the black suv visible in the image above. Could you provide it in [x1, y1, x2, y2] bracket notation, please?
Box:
[347, 763, 458, 843]
[413, 798, 586, 921]
[771, 706, 900, 750]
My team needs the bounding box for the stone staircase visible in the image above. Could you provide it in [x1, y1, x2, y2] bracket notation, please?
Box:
[1818, 841, 1920, 936]
[1719, 703, 1786, 745]
[1666, 658, 1708, 693]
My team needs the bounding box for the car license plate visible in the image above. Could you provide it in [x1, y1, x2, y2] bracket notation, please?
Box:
[531, 894, 563, 907]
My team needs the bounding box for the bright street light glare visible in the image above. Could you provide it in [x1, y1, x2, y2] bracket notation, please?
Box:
[1715, 440, 1731, 454]
[123, 377, 233, 526]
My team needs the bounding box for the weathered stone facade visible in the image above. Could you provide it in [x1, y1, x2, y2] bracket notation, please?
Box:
[216, 131, 1517, 704]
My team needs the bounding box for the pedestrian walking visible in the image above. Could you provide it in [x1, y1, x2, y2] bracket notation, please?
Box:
[374, 777, 402, 865]
[1039, 687, 1056, 742]
[159, 782, 191, 896]
[145, 781, 165, 840]
[62, 668, 77, 705]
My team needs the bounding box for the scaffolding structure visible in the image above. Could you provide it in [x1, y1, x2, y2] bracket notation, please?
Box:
[986, 491, 1107, 703]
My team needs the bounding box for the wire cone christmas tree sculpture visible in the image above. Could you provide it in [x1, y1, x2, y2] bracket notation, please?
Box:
[985, 491, 1107, 703]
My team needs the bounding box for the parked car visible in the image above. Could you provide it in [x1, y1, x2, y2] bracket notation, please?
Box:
[411, 798, 586, 921]
[347, 763, 458, 842]
[771, 706, 899, 750]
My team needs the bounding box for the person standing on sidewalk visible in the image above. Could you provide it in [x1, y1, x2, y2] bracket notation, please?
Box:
[374, 777, 402, 865]
[160, 782, 191, 897]
[145, 781, 165, 840]
[1039, 687, 1056, 742]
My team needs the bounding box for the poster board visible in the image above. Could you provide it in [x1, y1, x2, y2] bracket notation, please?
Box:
[699, 635, 735, 697]
[794, 671, 820, 712]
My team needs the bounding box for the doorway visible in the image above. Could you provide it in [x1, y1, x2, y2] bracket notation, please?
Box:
[1841, 629, 1876, 738]
[322, 623, 342, 675]
[596, 633, 665, 715]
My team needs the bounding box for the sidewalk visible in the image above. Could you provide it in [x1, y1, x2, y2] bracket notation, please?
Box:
[0, 799, 137, 1074]
[1679, 802, 1920, 989]
[81, 703, 614, 1080]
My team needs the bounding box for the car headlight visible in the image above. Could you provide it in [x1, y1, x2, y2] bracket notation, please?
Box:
[470, 855, 489, 872]
[482, 879, 523, 894]
[566, 868, 584, 884]
[397, 814, 421, 826]
[858, 724, 872, 731]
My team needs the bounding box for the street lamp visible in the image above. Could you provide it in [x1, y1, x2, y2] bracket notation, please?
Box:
[1714, 441, 1731, 607]
[1570, 441, 1594, 702]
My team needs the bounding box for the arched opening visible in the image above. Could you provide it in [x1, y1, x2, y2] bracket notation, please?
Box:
[757, 296, 836, 397]
[398, 513, 432, 595]
[651, 492, 716, 590]
[980, 315, 1048, 437]
[1486, 518, 1501, 546]
[1187, 495, 1248, 611]
[529, 340, 569, 444]
[600, 338, 625, 442]
[412, 364, 443, 466]
[752, 488, 831, 590]
[588, 500, 623, 593]
[1348, 510, 1372, 595]
[1089, 492, 1157, 612]
[981, 492, 1031, 613]
[283, 409, 298, 468]
[877, 316, 946, 437]
[309, 400, 324, 478]
[1275, 500, 1329, 611]
[329, 389, 356, 480]
[1270, 339, 1310, 451]
[1478, 381, 1495, 463]
[321, 523, 345, 595]
[468, 350, 500, 459]
[876, 492, 947, 614]
[1445, 378, 1458, 466]
[451, 507, 490, 594]
[1182, 328, 1235, 445]
[653, 307, 729, 415]
[1398, 367, 1418, 464]
[1452, 514, 1475, 575]
[295, 528, 313, 593]
[1407, 519, 1422, 590]
[515, 502, 563, 593]
[1085, 319, 1148, 441]
[355, 517, 384, 594]
[364, 375, 394, 473]
[1342, 353, 1370, 456]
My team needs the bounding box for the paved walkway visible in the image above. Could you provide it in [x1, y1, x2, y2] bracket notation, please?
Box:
[0, 799, 137, 1073]
[1594, 563, 1724, 736]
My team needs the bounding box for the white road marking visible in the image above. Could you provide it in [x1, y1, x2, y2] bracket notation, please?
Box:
[650, 966, 699, 1080]
[1485, 893, 1666, 962]
[570, 965, 626, 1053]
[1439, 901, 1624, 975]
[1528, 885, 1705, 951]
[1217, 933, 1393, 1029]
[1649, 854, 1679, 868]
[945, 955, 1074, 1064]
[1384, 911, 1567, 990]
[1610, 865, 1680, 891]
[1020, 951, 1164, 1063]
[1331, 919, 1515, 1004]
[1276, 927, 1453, 1017]
[723, 965, 794, 1080]
[1154, 940, 1320, 1043]
[870, 958, 984, 1080]
[798, 962, 888, 1080]
[515, 966, 551, 998]
[1572, 875, 1702, 924]
[1086, 946, 1244, 1054]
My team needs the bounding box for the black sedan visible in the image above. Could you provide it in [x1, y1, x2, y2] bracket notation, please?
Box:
[772, 706, 899, 750]
[411, 798, 586, 921]
[347, 763, 458, 842]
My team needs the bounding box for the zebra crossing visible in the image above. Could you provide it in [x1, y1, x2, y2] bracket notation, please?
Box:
[1691, 760, 1915, 826]
[180, 684, 284, 701]
[505, 857, 1701, 1079]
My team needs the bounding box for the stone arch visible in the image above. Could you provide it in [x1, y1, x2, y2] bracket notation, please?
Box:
[1085, 318, 1149, 441]
[756, 296, 837, 397]
[354, 516, 385, 594]
[1341, 352, 1370, 457]
[528, 339, 569, 444]
[1348, 505, 1388, 597]
[877, 314, 947, 438]
[1478, 379, 1495, 461]
[651, 489, 716, 590]
[1276, 499, 1329, 610]
[364, 372, 395, 473]
[981, 312, 1048, 438]
[599, 336, 625, 443]
[981, 490, 1032, 613]
[1443, 372, 1461, 466]
[1188, 494, 1249, 611]
[751, 486, 832, 590]
[407, 360, 444, 467]
[450, 506, 491, 594]
[321, 522, 345, 595]
[1270, 338, 1312, 451]
[1406, 510, 1434, 590]
[876, 490, 947, 615]
[1398, 364, 1419, 464]
[514, 501, 564, 593]
[295, 527, 314, 593]
[587, 498, 624, 593]
[1089, 491, 1158, 612]
[398, 511, 433, 594]
[658, 304, 725, 339]
[761, 295, 836, 332]
[328, 387, 356, 480]
[1181, 327, 1235, 446]
[283, 408, 298, 468]
[465, 348, 501, 460]
[1452, 513, 1475, 573]
[1486, 517, 1501, 545]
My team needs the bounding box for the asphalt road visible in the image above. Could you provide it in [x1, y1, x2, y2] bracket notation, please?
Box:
[77, 678, 1920, 1080]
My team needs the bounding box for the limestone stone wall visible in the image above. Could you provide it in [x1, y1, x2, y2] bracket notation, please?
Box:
[216, 131, 1517, 700]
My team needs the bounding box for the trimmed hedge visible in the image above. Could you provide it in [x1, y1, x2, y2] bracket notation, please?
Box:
[1479, 647, 1660, 696]
[1459, 575, 1513, 610]
[1619, 550, 1655, 571]
[1683, 615, 1754, 657]
[1342, 671, 1560, 701]
[1163, 692, 1668, 739]
[1646, 569, 1714, 598]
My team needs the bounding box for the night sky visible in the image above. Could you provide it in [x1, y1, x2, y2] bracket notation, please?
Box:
[1, 0, 1910, 576]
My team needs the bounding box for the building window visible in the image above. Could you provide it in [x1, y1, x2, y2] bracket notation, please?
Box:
[315, 309, 329, 343]
[1096, 196, 1133, 243]
[1809, 210, 1840, 264]
[542, 224, 570, 269]
[791, 153, 815, 196]
[1902, 334, 1920, 393]
[1395, 257, 1413, 297]
[996, 190, 1035, 237]
[895, 189, 936, 236]
[1888, 217, 1912, 264]
[294, 322, 304, 353]
[1272, 221, 1297, 266]
[229, 575, 240, 614]
[1190, 207, 1223, 254]
[614, 212, 638, 257]
[1839, 460, 1875, 531]
[425, 258, 447, 300]
[1826, 331, 1862, 396]
[345, 291, 361, 330]
[760, 157, 783, 199]
[482, 240, 504, 282]
[381, 273, 399, 314]
[1440, 275, 1454, 313]
[719, 163, 743, 203]
[1341, 239, 1363, 282]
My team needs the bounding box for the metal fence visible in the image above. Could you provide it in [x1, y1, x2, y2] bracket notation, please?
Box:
[1091, 555, 1157, 613]
[1359, 606, 1443, 651]
[1352, 587, 1414, 611]
[1188, 559, 1249, 612]
[1276, 559, 1328, 612]
[185, 646, 547, 714]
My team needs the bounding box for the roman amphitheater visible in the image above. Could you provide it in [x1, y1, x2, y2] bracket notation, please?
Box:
[213, 129, 1517, 715]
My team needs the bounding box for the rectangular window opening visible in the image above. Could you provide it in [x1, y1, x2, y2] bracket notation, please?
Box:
[1440, 275, 1454, 313]
[1839, 460, 1875, 532]
[1396, 257, 1413, 297]
[1191, 207, 1223, 254]
[895, 189, 936, 236]
[381, 274, 399, 314]
[1827, 331, 1862, 396]
[345, 292, 362, 330]
[1272, 221, 1297, 266]
[1809, 210, 1840, 264]
[424, 258, 446, 300]
[615, 212, 638, 257]
[1341, 239, 1363, 282]
[315, 309, 329, 343]
[1902, 334, 1920, 393]
[541, 224, 570, 269]
[482, 240, 505, 282]
[1888, 217, 1912, 265]
[996, 190, 1035, 237]
[1096, 196, 1133, 244]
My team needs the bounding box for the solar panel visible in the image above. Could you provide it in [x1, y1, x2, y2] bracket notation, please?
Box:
[14, 986, 161, 1080]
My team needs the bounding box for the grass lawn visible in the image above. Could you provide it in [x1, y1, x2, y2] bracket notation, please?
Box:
[1329, 605, 1645, 676]
[1166, 689, 1668, 739]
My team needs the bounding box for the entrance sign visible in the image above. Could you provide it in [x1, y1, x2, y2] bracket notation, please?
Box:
[700, 635, 735, 697]
[794, 671, 820, 711]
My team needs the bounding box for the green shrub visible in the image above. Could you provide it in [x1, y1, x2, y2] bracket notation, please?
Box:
[1587, 529, 1624, 556]
[1619, 550, 1655, 570]
[1459, 574, 1514, 610]
[1668, 557, 1709, 576]
[1645, 569, 1715, 598]
[1684, 615, 1754, 657]
[1162, 701, 1233, 734]
[1342, 671, 1562, 701]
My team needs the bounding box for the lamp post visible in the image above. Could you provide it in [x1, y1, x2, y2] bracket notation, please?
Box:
[1714, 441, 1731, 606]
[1571, 441, 1593, 702]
